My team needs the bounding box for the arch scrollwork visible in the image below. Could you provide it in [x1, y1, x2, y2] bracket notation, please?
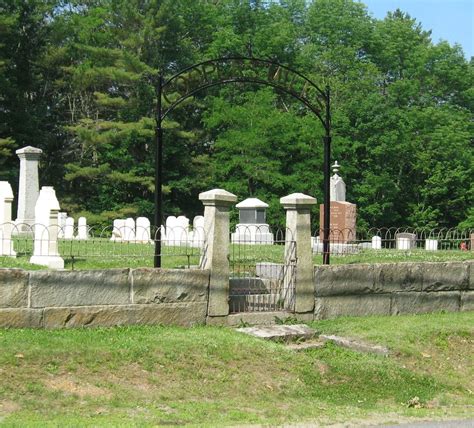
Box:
[160, 57, 328, 128]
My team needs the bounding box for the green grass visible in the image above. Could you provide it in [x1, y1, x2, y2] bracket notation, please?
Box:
[1, 238, 471, 271]
[317, 248, 474, 264]
[0, 312, 473, 426]
[0, 237, 203, 270]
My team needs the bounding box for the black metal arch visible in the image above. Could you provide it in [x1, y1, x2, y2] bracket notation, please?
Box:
[162, 77, 326, 124]
[153, 57, 332, 267]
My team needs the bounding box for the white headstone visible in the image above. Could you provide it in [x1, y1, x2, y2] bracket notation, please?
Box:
[136, 217, 151, 243]
[396, 233, 416, 250]
[175, 216, 190, 243]
[111, 219, 125, 241]
[64, 217, 75, 239]
[371, 236, 382, 250]
[330, 161, 346, 202]
[0, 181, 16, 256]
[425, 239, 438, 251]
[192, 215, 205, 246]
[165, 216, 178, 244]
[57, 212, 67, 238]
[123, 217, 135, 241]
[77, 216, 88, 240]
[30, 186, 64, 269]
[15, 146, 42, 231]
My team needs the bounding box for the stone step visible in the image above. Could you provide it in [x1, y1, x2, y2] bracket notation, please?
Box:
[236, 324, 317, 342]
[230, 293, 284, 312]
[320, 334, 389, 356]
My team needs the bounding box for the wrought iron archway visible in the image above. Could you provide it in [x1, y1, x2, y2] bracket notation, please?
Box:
[153, 57, 332, 267]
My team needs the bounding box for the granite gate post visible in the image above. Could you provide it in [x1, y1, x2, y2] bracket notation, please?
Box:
[280, 193, 317, 314]
[199, 189, 237, 318]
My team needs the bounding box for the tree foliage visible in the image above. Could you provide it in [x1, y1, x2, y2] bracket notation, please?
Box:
[0, 0, 472, 229]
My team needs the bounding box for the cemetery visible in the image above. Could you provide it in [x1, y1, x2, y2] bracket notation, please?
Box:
[0, 149, 472, 328]
[0, 1, 473, 426]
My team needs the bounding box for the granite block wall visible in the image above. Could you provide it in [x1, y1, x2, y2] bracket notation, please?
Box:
[0, 268, 210, 328]
[314, 261, 472, 319]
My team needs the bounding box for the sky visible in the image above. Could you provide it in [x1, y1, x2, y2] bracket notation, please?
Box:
[360, 0, 473, 59]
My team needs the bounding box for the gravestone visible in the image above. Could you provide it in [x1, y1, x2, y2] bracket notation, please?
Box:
[77, 217, 88, 240]
[123, 218, 135, 241]
[192, 215, 205, 247]
[330, 161, 346, 202]
[111, 219, 126, 241]
[319, 162, 357, 244]
[371, 235, 382, 250]
[425, 239, 438, 251]
[175, 215, 190, 244]
[30, 186, 64, 269]
[136, 217, 151, 243]
[15, 146, 42, 232]
[319, 201, 357, 244]
[231, 198, 273, 244]
[0, 181, 16, 257]
[395, 232, 416, 250]
[64, 217, 75, 239]
[165, 216, 178, 244]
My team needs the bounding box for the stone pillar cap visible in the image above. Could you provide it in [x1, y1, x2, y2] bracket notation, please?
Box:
[199, 188, 237, 206]
[0, 181, 14, 200]
[280, 193, 317, 209]
[16, 146, 43, 155]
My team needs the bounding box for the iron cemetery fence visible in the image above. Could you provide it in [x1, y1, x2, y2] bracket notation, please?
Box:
[0, 223, 207, 270]
[312, 227, 474, 255]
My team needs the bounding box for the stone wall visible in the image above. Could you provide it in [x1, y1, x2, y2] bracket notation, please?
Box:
[0, 268, 210, 328]
[314, 261, 473, 319]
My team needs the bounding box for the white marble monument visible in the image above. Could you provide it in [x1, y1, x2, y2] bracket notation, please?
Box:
[77, 216, 88, 240]
[330, 161, 346, 202]
[123, 218, 136, 241]
[191, 215, 205, 247]
[164, 216, 177, 244]
[425, 239, 438, 251]
[111, 219, 126, 241]
[396, 233, 416, 250]
[30, 186, 64, 269]
[64, 217, 75, 239]
[0, 181, 16, 256]
[15, 146, 42, 232]
[136, 217, 151, 243]
[371, 235, 382, 250]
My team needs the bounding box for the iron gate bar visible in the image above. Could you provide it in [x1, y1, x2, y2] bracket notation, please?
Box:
[153, 56, 332, 267]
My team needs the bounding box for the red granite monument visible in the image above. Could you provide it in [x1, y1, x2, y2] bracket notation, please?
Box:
[319, 161, 357, 243]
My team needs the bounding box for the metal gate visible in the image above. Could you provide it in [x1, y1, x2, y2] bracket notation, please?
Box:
[229, 227, 297, 313]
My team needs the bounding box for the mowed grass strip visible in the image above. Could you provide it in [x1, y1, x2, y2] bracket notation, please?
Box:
[0, 237, 472, 271]
[0, 312, 473, 426]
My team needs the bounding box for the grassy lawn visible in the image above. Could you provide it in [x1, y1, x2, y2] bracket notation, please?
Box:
[0, 312, 472, 426]
[0, 237, 472, 271]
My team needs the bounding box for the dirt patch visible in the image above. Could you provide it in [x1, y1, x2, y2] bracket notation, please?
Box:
[314, 360, 329, 375]
[43, 374, 112, 399]
[107, 363, 158, 394]
[0, 400, 20, 416]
